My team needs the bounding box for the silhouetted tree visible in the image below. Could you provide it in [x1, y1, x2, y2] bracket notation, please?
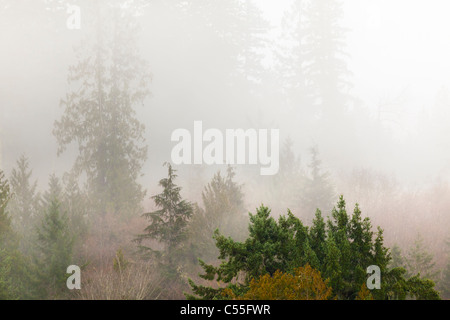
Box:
[53, 1, 150, 216]
[34, 199, 74, 299]
[8, 155, 40, 238]
[135, 163, 193, 278]
[188, 167, 247, 262]
[300, 146, 336, 220]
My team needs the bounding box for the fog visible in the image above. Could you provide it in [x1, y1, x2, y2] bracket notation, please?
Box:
[0, 0, 449, 300]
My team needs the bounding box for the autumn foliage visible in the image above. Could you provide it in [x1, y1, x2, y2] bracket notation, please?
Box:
[223, 264, 333, 300]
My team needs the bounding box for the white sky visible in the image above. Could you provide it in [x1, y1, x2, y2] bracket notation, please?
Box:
[257, 0, 450, 138]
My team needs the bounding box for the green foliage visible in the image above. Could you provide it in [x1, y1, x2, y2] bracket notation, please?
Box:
[438, 239, 450, 299]
[135, 163, 193, 277]
[0, 248, 16, 300]
[62, 172, 89, 238]
[34, 199, 74, 299]
[0, 172, 15, 299]
[8, 155, 40, 237]
[406, 234, 438, 281]
[188, 196, 441, 300]
[53, 2, 149, 216]
[41, 174, 63, 210]
[406, 275, 441, 300]
[300, 146, 336, 219]
[389, 244, 405, 269]
[0, 170, 35, 299]
[188, 167, 247, 261]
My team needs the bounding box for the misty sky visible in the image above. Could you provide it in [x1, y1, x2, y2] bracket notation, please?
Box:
[1, 0, 450, 192]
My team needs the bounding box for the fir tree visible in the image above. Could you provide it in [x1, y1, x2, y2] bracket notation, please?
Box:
[300, 146, 336, 220]
[439, 239, 450, 299]
[34, 199, 74, 299]
[41, 174, 63, 210]
[53, 1, 150, 216]
[62, 172, 89, 238]
[135, 163, 193, 277]
[187, 196, 440, 300]
[406, 234, 438, 281]
[389, 244, 405, 269]
[8, 155, 40, 235]
[0, 171, 15, 299]
[301, 0, 352, 119]
[0, 170, 34, 299]
[188, 167, 246, 261]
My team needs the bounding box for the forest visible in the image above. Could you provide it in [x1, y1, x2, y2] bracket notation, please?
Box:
[0, 0, 449, 300]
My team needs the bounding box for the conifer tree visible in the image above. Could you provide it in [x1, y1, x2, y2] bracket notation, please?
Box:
[53, 1, 150, 216]
[0, 171, 15, 299]
[34, 199, 74, 299]
[0, 170, 34, 299]
[439, 239, 450, 299]
[41, 174, 63, 210]
[188, 167, 246, 261]
[188, 196, 440, 300]
[62, 172, 89, 238]
[301, 0, 352, 119]
[300, 146, 336, 220]
[389, 244, 406, 269]
[135, 163, 193, 277]
[406, 234, 438, 281]
[8, 155, 40, 235]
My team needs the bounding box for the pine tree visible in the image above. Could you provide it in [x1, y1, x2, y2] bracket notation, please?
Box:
[188, 167, 246, 261]
[310, 209, 326, 267]
[300, 146, 336, 220]
[187, 206, 311, 300]
[34, 199, 74, 299]
[0, 170, 34, 299]
[406, 234, 438, 281]
[41, 174, 63, 210]
[53, 1, 150, 216]
[62, 171, 89, 238]
[188, 196, 440, 300]
[389, 244, 405, 269]
[0, 171, 11, 243]
[8, 155, 40, 235]
[301, 0, 352, 119]
[0, 170, 15, 299]
[440, 239, 450, 299]
[270, 139, 303, 211]
[135, 163, 193, 277]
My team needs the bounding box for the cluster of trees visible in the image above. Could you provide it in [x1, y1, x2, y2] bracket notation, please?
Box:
[133, 163, 446, 300]
[0, 166, 77, 299]
[186, 196, 441, 300]
[1, 0, 450, 301]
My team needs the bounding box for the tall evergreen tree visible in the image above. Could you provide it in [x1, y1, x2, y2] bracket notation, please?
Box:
[62, 171, 89, 238]
[41, 174, 63, 210]
[389, 244, 406, 269]
[135, 163, 193, 277]
[0, 170, 35, 299]
[0, 170, 15, 299]
[53, 1, 150, 216]
[188, 196, 440, 300]
[439, 239, 450, 299]
[188, 167, 247, 261]
[406, 234, 438, 281]
[300, 146, 336, 220]
[34, 199, 74, 299]
[8, 155, 40, 235]
[301, 0, 352, 119]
